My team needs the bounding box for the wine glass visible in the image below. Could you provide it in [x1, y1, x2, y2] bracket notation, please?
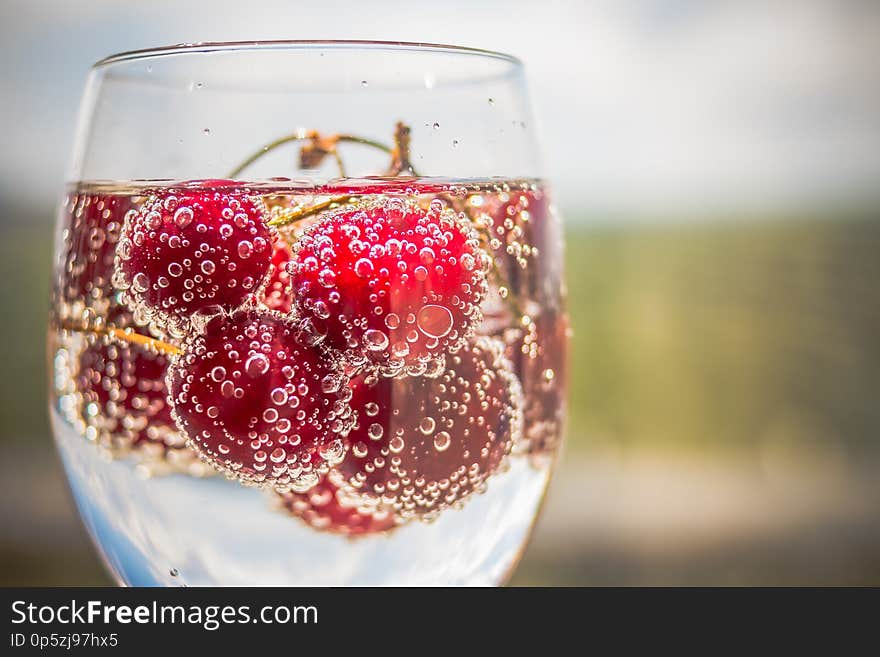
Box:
[49, 40, 568, 586]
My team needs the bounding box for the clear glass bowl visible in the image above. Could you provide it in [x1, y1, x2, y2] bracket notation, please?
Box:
[49, 40, 568, 586]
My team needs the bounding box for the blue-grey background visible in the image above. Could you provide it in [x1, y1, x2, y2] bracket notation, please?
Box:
[2, 0, 879, 585]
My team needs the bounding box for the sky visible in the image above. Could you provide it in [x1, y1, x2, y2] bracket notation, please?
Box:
[1, 0, 879, 218]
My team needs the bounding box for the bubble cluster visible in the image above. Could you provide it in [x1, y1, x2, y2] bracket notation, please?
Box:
[55, 193, 134, 313]
[260, 233, 293, 313]
[288, 197, 489, 377]
[469, 188, 545, 274]
[50, 178, 568, 530]
[480, 188, 565, 314]
[505, 311, 570, 454]
[74, 307, 177, 451]
[167, 309, 355, 491]
[334, 336, 523, 520]
[278, 479, 395, 536]
[113, 191, 273, 335]
[51, 308, 213, 477]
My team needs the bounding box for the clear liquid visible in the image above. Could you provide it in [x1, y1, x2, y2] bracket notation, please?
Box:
[53, 408, 551, 586]
[49, 178, 567, 585]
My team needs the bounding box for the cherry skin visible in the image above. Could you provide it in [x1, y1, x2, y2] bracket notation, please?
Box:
[261, 233, 293, 313]
[288, 198, 489, 378]
[74, 308, 178, 451]
[56, 193, 134, 308]
[166, 309, 354, 491]
[278, 478, 396, 536]
[334, 336, 523, 520]
[478, 188, 564, 313]
[506, 311, 570, 455]
[114, 191, 273, 335]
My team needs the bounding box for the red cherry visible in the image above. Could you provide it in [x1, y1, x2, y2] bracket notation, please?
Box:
[480, 189, 546, 264]
[167, 309, 354, 491]
[278, 479, 396, 536]
[288, 198, 489, 378]
[179, 179, 243, 191]
[114, 191, 273, 334]
[335, 336, 522, 520]
[261, 233, 293, 313]
[55, 193, 134, 308]
[74, 308, 178, 451]
[473, 188, 563, 311]
[507, 311, 570, 454]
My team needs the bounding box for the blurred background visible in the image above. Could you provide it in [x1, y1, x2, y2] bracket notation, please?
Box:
[3, 0, 880, 585]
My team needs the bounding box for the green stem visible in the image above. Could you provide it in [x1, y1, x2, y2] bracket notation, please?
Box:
[227, 133, 400, 179]
[235, 123, 421, 229]
[331, 150, 347, 178]
[268, 196, 354, 228]
[227, 133, 310, 179]
[336, 134, 394, 155]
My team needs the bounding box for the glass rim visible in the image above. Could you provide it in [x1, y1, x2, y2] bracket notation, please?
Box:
[93, 40, 523, 69]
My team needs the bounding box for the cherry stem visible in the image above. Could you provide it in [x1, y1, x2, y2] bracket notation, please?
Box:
[331, 150, 347, 178]
[267, 195, 353, 228]
[59, 319, 182, 356]
[226, 131, 406, 179]
[266, 122, 421, 229]
[387, 122, 417, 176]
[228, 133, 309, 179]
[337, 134, 395, 156]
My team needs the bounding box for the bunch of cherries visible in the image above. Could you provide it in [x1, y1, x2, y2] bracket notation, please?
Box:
[70, 184, 527, 534]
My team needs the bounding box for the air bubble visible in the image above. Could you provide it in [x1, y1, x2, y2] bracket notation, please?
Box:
[174, 207, 194, 228]
[368, 423, 384, 440]
[419, 417, 436, 435]
[434, 431, 451, 452]
[220, 380, 235, 398]
[271, 387, 288, 405]
[245, 353, 271, 377]
[132, 272, 149, 293]
[318, 268, 336, 287]
[354, 258, 374, 278]
[417, 304, 454, 338]
[364, 329, 389, 351]
[313, 300, 330, 319]
[321, 374, 341, 394]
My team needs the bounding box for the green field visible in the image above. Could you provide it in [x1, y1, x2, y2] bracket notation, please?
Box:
[564, 213, 880, 456]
